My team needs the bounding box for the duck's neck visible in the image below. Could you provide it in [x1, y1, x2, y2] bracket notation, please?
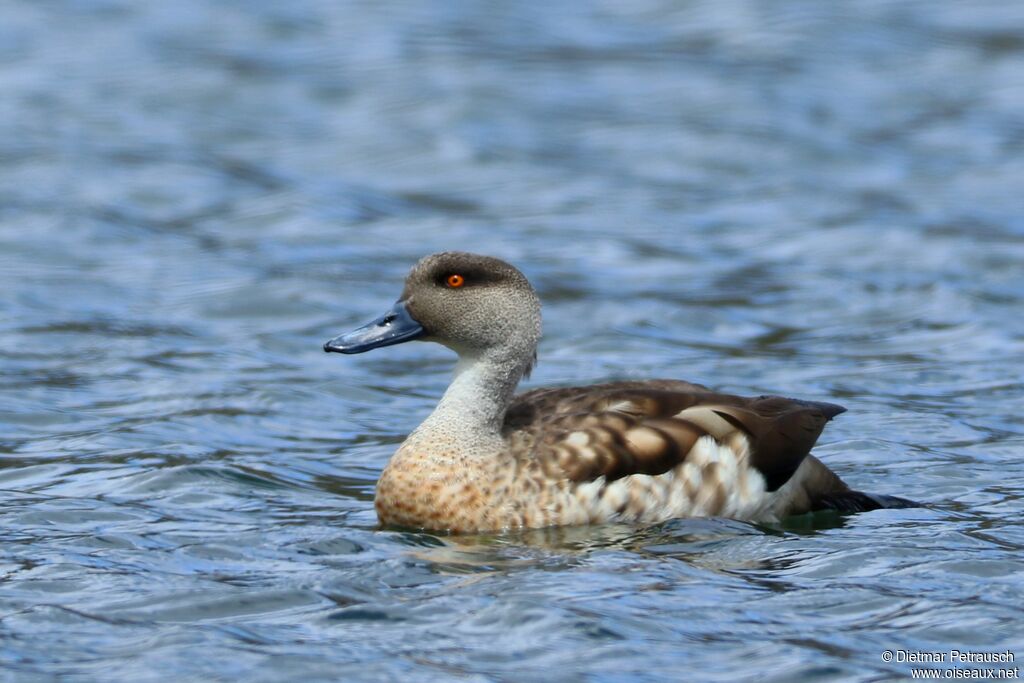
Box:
[408, 349, 530, 452]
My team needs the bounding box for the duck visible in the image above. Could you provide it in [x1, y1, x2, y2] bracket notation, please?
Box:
[323, 251, 913, 533]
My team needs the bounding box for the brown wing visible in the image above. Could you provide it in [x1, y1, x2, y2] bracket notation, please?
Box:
[503, 379, 712, 430]
[503, 382, 845, 492]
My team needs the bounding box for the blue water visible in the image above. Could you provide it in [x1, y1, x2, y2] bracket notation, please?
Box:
[1, 1, 1023, 681]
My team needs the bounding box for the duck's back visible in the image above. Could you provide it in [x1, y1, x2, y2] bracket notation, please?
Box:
[501, 380, 857, 523]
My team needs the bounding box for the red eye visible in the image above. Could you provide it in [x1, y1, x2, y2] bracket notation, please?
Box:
[446, 274, 465, 288]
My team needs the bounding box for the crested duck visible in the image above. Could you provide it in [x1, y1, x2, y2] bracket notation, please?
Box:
[324, 252, 912, 533]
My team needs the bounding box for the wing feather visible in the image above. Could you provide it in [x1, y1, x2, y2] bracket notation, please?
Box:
[504, 382, 845, 492]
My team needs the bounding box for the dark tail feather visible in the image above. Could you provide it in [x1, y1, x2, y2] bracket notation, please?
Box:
[813, 490, 919, 513]
[812, 401, 847, 421]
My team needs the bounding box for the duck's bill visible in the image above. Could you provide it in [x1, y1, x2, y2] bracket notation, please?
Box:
[323, 301, 425, 354]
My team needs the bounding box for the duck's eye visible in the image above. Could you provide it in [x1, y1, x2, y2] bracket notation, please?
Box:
[446, 274, 465, 288]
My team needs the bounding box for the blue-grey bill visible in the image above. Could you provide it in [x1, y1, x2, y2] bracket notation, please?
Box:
[323, 301, 425, 354]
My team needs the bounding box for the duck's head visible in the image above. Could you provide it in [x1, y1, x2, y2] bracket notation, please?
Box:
[324, 252, 542, 361]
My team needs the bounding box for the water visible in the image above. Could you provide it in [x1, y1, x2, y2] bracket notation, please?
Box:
[2, 1, 1023, 680]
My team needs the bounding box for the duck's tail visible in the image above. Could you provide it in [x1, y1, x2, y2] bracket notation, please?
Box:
[812, 490, 920, 513]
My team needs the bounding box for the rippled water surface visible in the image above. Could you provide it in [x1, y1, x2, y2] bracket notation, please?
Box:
[2, 1, 1023, 681]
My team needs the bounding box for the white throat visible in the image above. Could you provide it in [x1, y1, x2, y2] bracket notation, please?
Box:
[407, 349, 530, 452]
